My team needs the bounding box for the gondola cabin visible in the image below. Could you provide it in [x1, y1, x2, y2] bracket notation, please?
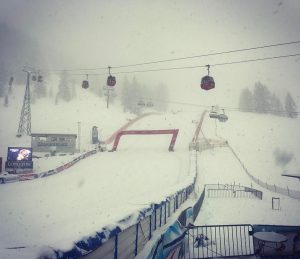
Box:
[32, 75, 37, 81]
[209, 111, 219, 118]
[209, 106, 219, 118]
[218, 109, 228, 122]
[107, 75, 116, 87]
[218, 114, 228, 122]
[82, 80, 89, 89]
[138, 100, 145, 106]
[201, 75, 215, 90]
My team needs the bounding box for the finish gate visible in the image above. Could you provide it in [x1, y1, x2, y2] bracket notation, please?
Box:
[111, 129, 179, 152]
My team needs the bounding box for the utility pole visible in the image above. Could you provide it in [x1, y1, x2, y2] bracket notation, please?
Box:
[77, 121, 81, 152]
[106, 87, 110, 109]
[17, 70, 31, 137]
[4, 76, 14, 107]
[105, 86, 115, 109]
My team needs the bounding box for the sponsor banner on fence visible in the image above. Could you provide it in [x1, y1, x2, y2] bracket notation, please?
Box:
[5, 161, 33, 170]
[0, 174, 19, 184]
[146, 220, 186, 259]
[163, 221, 186, 259]
[18, 173, 38, 181]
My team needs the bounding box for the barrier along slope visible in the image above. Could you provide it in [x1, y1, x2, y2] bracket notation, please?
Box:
[191, 110, 299, 200]
[143, 110, 263, 259]
[228, 144, 300, 200]
[145, 111, 300, 259]
[42, 112, 207, 258]
[0, 112, 160, 184]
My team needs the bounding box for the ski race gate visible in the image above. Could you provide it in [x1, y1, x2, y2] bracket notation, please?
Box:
[111, 129, 179, 152]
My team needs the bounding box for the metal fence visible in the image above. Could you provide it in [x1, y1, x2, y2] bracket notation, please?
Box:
[185, 224, 254, 258]
[80, 185, 195, 259]
[193, 189, 206, 222]
[228, 145, 300, 200]
[205, 184, 263, 200]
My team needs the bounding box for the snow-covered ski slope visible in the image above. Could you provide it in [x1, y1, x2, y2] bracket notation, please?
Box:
[201, 111, 300, 190]
[194, 111, 300, 227]
[1, 85, 300, 258]
[0, 105, 200, 257]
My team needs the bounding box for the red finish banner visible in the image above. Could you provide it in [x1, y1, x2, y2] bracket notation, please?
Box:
[112, 129, 179, 152]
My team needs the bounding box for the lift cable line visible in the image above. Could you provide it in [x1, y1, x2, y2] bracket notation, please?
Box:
[67, 52, 300, 76]
[111, 40, 300, 69]
[141, 97, 300, 116]
[41, 40, 300, 73]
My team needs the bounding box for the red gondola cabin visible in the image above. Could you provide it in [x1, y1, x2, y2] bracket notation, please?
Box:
[201, 75, 215, 90]
[107, 75, 116, 87]
[82, 80, 89, 89]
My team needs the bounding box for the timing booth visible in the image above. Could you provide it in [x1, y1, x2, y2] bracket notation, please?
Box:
[31, 133, 77, 154]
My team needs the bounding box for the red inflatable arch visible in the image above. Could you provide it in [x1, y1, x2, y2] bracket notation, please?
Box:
[111, 129, 179, 152]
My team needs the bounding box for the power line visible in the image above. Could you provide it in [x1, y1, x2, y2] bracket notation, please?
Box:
[42, 40, 300, 73]
[69, 52, 300, 76]
[50, 66, 108, 72]
[111, 40, 300, 69]
[141, 97, 300, 116]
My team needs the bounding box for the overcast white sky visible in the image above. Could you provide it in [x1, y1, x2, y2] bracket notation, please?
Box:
[1, 0, 300, 106]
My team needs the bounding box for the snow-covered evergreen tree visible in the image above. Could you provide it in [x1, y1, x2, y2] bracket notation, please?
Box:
[152, 83, 169, 112]
[120, 76, 168, 114]
[253, 82, 271, 113]
[48, 86, 54, 99]
[0, 63, 8, 97]
[57, 70, 72, 102]
[270, 93, 284, 116]
[33, 74, 47, 99]
[120, 76, 142, 114]
[4, 94, 8, 107]
[285, 92, 297, 118]
[120, 76, 131, 112]
[89, 78, 103, 97]
[238, 88, 254, 112]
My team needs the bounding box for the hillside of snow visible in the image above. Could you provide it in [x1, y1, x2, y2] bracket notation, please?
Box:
[0, 80, 136, 170]
[202, 111, 300, 190]
[0, 80, 300, 258]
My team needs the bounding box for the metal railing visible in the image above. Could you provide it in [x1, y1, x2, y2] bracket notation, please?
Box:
[185, 224, 254, 258]
[205, 184, 263, 200]
[228, 145, 300, 200]
[78, 185, 195, 259]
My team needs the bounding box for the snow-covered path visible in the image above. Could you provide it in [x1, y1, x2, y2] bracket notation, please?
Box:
[194, 147, 300, 226]
[1, 103, 300, 259]
[0, 111, 199, 258]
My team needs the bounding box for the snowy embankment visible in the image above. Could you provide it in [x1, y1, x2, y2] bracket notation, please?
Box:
[195, 148, 300, 226]
[194, 111, 300, 226]
[201, 111, 300, 190]
[1, 83, 300, 259]
[0, 84, 200, 259]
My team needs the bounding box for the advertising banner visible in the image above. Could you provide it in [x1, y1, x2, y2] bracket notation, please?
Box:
[146, 220, 186, 259]
[5, 147, 33, 173]
[7, 147, 32, 161]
